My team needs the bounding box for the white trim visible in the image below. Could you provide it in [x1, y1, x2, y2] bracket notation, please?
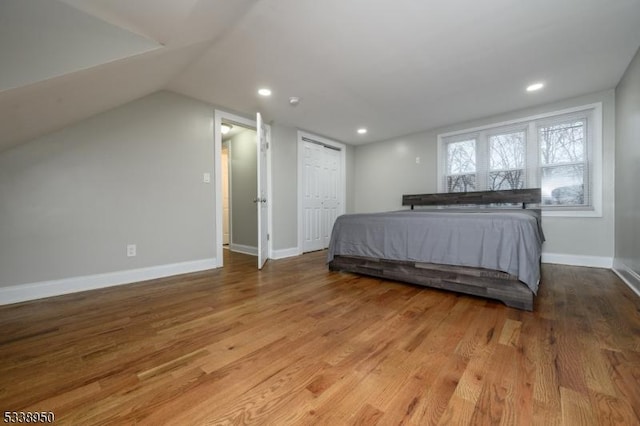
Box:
[297, 133, 303, 253]
[214, 110, 272, 268]
[541, 103, 603, 218]
[229, 244, 258, 256]
[436, 103, 603, 218]
[266, 125, 273, 260]
[272, 247, 302, 260]
[297, 130, 347, 254]
[541, 253, 612, 268]
[612, 259, 640, 298]
[214, 110, 225, 268]
[0, 258, 218, 306]
[226, 140, 233, 247]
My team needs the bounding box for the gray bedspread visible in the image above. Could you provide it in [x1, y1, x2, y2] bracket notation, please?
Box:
[327, 209, 544, 293]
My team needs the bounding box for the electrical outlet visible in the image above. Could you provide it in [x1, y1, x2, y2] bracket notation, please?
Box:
[415, 156, 421, 164]
[127, 244, 137, 257]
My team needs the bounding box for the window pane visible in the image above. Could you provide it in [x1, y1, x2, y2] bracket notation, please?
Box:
[489, 170, 525, 190]
[448, 174, 476, 192]
[541, 164, 585, 205]
[539, 121, 585, 165]
[489, 132, 525, 170]
[447, 140, 476, 174]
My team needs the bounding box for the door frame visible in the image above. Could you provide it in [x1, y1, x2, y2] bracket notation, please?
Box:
[256, 112, 269, 269]
[214, 110, 272, 267]
[296, 130, 346, 254]
[222, 140, 232, 247]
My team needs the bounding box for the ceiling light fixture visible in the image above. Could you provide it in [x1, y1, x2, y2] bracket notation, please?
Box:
[221, 123, 232, 134]
[289, 96, 300, 106]
[258, 88, 272, 97]
[526, 82, 544, 92]
[357, 128, 367, 135]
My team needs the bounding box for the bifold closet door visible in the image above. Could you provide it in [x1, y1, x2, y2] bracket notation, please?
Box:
[321, 147, 340, 248]
[302, 141, 341, 253]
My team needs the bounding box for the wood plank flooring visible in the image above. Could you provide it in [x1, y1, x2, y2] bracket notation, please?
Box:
[1, 250, 639, 425]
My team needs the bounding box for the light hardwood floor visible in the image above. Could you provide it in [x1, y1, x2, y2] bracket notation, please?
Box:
[1, 250, 639, 425]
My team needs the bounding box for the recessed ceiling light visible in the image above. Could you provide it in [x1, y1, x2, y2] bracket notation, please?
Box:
[221, 123, 232, 135]
[357, 128, 367, 135]
[526, 82, 544, 92]
[258, 88, 272, 97]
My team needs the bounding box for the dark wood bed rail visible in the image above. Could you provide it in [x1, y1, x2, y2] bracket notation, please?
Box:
[402, 188, 541, 209]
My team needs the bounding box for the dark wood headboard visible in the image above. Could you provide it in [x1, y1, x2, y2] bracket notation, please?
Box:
[402, 188, 541, 209]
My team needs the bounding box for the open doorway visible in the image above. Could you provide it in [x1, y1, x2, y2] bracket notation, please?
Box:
[222, 120, 258, 256]
[214, 110, 271, 269]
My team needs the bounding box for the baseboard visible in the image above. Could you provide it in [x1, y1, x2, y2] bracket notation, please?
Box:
[0, 258, 218, 306]
[612, 259, 640, 298]
[541, 253, 613, 268]
[229, 244, 258, 256]
[271, 247, 302, 260]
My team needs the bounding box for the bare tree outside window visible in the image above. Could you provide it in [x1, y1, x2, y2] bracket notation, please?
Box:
[488, 132, 525, 190]
[440, 105, 597, 213]
[446, 139, 476, 192]
[447, 174, 476, 192]
[538, 121, 586, 205]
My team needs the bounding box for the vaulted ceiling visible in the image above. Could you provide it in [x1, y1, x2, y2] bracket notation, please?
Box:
[1, 0, 639, 152]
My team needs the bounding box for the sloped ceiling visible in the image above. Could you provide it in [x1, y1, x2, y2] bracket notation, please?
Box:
[1, 0, 640, 152]
[0, 0, 256, 152]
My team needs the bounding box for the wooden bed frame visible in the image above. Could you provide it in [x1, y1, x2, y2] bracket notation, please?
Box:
[328, 189, 542, 311]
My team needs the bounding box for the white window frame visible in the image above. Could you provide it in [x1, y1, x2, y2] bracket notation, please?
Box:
[437, 103, 603, 217]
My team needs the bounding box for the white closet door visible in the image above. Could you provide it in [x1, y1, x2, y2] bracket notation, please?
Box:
[302, 141, 343, 252]
[302, 141, 324, 252]
[322, 147, 340, 248]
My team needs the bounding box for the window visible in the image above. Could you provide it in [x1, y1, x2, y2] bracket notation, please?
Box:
[438, 103, 602, 217]
[488, 130, 526, 190]
[538, 120, 586, 206]
[446, 138, 476, 192]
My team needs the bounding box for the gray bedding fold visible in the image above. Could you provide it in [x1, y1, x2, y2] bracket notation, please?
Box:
[327, 209, 544, 293]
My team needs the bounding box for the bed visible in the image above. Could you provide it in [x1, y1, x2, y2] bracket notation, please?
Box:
[327, 188, 544, 310]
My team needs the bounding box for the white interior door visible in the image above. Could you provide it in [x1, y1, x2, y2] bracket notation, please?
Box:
[302, 141, 324, 252]
[256, 112, 269, 269]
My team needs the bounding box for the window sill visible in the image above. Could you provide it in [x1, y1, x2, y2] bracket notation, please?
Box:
[542, 207, 602, 218]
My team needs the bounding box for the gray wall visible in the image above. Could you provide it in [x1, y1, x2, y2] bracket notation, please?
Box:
[354, 131, 438, 213]
[344, 144, 356, 214]
[229, 128, 258, 248]
[271, 123, 298, 250]
[0, 91, 215, 287]
[354, 90, 616, 259]
[615, 47, 640, 290]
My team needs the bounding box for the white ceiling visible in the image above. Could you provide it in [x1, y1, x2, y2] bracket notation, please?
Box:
[1, 0, 639, 152]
